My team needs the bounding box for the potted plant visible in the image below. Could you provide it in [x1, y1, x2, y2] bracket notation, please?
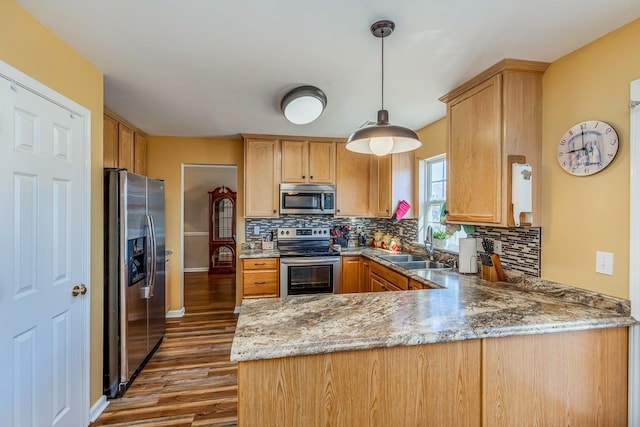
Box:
[432, 229, 448, 248]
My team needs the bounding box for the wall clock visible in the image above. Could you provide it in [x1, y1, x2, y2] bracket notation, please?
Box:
[557, 120, 619, 176]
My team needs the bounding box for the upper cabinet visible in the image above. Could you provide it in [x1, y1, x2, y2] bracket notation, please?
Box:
[281, 140, 335, 184]
[244, 137, 280, 217]
[370, 152, 414, 218]
[103, 110, 148, 176]
[335, 142, 370, 217]
[439, 59, 549, 227]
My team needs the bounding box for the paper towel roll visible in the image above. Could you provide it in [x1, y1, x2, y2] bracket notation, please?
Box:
[458, 238, 478, 274]
[512, 163, 533, 226]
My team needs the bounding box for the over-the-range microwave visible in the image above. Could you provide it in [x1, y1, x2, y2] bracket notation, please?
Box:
[280, 183, 336, 215]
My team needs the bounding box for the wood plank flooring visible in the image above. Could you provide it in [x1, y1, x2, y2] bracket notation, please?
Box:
[92, 272, 239, 427]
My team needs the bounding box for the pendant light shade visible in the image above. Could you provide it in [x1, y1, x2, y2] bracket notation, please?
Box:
[281, 85, 327, 125]
[346, 20, 421, 156]
[346, 110, 422, 155]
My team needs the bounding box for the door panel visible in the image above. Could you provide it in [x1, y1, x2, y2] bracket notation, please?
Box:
[0, 74, 86, 427]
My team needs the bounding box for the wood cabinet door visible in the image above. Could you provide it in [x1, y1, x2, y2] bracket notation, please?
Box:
[360, 260, 371, 293]
[308, 141, 335, 183]
[340, 257, 361, 294]
[133, 133, 147, 175]
[370, 155, 392, 217]
[281, 140, 307, 183]
[103, 114, 119, 168]
[245, 139, 279, 217]
[118, 123, 134, 172]
[447, 75, 502, 224]
[370, 274, 387, 292]
[336, 142, 370, 216]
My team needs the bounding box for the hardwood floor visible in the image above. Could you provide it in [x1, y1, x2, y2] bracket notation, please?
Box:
[92, 272, 239, 427]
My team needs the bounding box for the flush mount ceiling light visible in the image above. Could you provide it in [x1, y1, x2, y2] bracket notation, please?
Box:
[346, 20, 422, 156]
[281, 85, 327, 125]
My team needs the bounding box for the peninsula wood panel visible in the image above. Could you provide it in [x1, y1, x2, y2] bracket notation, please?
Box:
[335, 142, 370, 216]
[482, 327, 628, 426]
[238, 340, 481, 426]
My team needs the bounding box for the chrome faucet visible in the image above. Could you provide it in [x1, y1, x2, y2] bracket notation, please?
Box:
[424, 225, 434, 260]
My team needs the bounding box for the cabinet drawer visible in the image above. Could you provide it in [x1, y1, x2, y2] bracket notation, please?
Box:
[243, 258, 279, 270]
[371, 262, 408, 290]
[243, 271, 278, 297]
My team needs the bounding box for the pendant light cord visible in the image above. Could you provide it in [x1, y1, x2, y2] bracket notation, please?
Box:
[381, 33, 384, 110]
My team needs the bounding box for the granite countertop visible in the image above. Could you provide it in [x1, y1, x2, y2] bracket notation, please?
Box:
[232, 247, 637, 362]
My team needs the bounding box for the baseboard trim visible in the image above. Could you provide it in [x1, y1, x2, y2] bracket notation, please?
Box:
[184, 267, 209, 273]
[234, 306, 241, 314]
[166, 307, 186, 318]
[89, 395, 109, 422]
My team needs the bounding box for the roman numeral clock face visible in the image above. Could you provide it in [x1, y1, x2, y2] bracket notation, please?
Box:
[557, 120, 619, 176]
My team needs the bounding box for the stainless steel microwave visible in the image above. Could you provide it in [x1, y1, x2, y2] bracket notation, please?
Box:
[280, 183, 336, 215]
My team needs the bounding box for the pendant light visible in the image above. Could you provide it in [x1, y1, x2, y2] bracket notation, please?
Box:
[346, 20, 422, 156]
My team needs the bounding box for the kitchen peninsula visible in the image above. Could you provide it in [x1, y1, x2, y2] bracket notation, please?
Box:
[233, 248, 636, 426]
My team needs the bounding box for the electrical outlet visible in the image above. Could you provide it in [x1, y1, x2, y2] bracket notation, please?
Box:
[253, 225, 260, 235]
[595, 251, 614, 275]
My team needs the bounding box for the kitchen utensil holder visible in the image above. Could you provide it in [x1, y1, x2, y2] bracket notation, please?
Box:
[481, 264, 499, 282]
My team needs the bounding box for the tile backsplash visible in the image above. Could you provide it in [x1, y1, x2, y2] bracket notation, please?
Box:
[245, 217, 541, 276]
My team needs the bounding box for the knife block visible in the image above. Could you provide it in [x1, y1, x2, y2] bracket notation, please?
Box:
[481, 264, 499, 282]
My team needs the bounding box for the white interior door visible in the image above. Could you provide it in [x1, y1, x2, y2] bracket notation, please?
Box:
[0, 65, 90, 426]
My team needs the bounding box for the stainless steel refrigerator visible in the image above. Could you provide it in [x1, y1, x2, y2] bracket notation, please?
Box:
[103, 168, 166, 398]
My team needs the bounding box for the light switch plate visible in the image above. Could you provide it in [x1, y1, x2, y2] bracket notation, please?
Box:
[595, 251, 614, 275]
[253, 225, 260, 235]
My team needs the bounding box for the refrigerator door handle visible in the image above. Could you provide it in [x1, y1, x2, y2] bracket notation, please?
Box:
[144, 214, 157, 298]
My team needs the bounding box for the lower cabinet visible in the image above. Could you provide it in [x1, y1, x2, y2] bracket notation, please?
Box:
[340, 256, 362, 294]
[242, 258, 279, 298]
[370, 262, 408, 291]
[360, 259, 371, 293]
[238, 327, 628, 426]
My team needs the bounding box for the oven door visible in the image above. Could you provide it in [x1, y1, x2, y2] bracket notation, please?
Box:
[280, 257, 341, 297]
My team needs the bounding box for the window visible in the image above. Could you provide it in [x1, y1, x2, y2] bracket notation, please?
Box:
[419, 155, 466, 251]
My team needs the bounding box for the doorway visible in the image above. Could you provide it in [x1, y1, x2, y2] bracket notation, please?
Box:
[181, 164, 237, 311]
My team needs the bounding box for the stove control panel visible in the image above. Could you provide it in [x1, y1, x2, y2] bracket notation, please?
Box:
[278, 227, 331, 239]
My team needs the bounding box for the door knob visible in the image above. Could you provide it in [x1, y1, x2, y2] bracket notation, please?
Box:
[72, 284, 87, 297]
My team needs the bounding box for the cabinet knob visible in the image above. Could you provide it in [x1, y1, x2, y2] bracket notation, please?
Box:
[273, 209, 276, 214]
[337, 209, 341, 213]
[302, 175, 306, 179]
[310, 176, 313, 179]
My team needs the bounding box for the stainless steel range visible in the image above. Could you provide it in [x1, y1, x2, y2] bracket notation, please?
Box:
[278, 227, 341, 297]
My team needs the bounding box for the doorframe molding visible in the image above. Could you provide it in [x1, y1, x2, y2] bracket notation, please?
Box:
[0, 60, 92, 425]
[629, 78, 640, 427]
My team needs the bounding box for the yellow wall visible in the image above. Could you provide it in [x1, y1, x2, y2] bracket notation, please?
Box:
[146, 136, 245, 308]
[414, 118, 448, 207]
[541, 18, 640, 298]
[415, 20, 640, 299]
[0, 0, 105, 405]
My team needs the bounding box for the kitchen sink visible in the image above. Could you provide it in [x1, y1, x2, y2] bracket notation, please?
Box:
[394, 261, 452, 270]
[378, 254, 427, 263]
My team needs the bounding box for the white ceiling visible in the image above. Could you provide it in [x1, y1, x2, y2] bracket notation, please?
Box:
[17, 0, 640, 138]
